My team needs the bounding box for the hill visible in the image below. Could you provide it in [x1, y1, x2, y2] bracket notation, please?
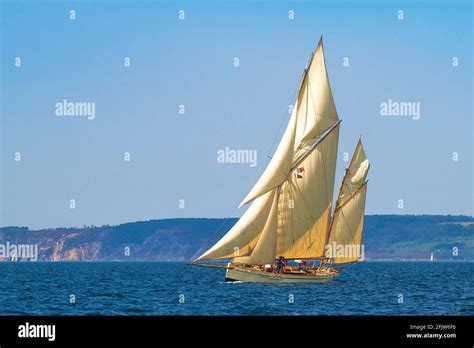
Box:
[0, 215, 472, 261]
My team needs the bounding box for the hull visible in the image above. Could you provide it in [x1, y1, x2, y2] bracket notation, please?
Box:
[225, 266, 337, 283]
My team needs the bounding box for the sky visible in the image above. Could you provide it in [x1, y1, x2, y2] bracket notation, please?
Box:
[1, 0, 472, 229]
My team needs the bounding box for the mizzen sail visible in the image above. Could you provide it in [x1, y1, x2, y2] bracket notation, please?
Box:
[335, 139, 369, 210]
[326, 184, 367, 263]
[326, 140, 369, 263]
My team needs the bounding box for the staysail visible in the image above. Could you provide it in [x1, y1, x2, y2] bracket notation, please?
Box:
[195, 189, 276, 261]
[238, 101, 298, 208]
[195, 37, 346, 265]
[326, 140, 369, 263]
[233, 190, 279, 265]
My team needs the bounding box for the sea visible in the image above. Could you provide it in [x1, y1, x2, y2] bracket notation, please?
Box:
[0, 261, 472, 315]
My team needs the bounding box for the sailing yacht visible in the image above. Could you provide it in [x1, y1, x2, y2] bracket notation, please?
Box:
[190, 37, 370, 283]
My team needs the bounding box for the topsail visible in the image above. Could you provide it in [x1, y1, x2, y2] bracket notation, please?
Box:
[238, 38, 339, 207]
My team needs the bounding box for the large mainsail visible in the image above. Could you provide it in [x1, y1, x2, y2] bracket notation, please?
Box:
[195, 37, 342, 264]
[276, 123, 340, 259]
[326, 140, 369, 263]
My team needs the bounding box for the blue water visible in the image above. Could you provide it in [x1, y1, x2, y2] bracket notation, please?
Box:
[0, 262, 472, 315]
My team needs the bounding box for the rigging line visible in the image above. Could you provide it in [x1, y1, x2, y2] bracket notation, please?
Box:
[188, 212, 237, 262]
[264, 73, 302, 166]
[265, 51, 311, 165]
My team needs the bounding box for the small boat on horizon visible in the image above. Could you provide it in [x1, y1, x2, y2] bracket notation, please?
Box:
[190, 37, 370, 283]
[11, 250, 18, 262]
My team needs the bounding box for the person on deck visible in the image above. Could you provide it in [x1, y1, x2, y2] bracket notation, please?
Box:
[276, 256, 286, 273]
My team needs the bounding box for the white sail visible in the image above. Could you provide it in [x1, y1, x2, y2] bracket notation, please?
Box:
[275, 123, 340, 259]
[239, 37, 338, 208]
[293, 38, 339, 159]
[326, 140, 369, 264]
[327, 184, 367, 263]
[233, 190, 279, 265]
[195, 189, 276, 261]
[335, 139, 369, 210]
[238, 102, 298, 207]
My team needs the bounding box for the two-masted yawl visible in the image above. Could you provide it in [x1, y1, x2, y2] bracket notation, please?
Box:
[190, 37, 370, 283]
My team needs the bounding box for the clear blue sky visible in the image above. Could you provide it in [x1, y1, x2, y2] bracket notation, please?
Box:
[1, 0, 472, 229]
